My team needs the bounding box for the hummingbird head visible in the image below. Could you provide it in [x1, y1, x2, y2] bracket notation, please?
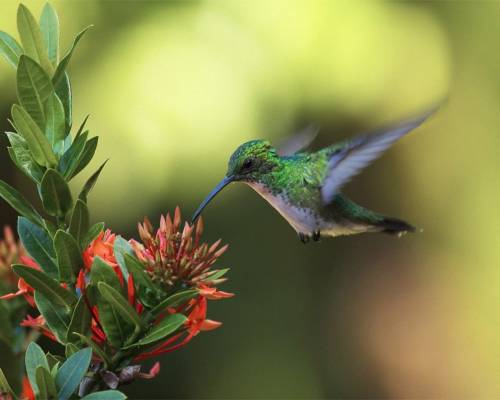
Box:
[192, 139, 279, 222]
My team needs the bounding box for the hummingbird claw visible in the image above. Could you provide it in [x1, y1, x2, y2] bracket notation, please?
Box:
[298, 232, 310, 244]
[312, 230, 321, 241]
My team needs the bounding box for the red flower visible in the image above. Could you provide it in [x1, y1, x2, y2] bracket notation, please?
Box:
[20, 315, 57, 342]
[21, 376, 34, 400]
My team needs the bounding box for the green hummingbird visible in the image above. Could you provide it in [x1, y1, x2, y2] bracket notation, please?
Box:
[192, 109, 435, 243]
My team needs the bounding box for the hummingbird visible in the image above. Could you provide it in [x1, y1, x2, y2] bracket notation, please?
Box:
[192, 109, 435, 243]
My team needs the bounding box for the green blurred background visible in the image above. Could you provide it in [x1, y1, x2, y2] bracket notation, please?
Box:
[1, 0, 499, 398]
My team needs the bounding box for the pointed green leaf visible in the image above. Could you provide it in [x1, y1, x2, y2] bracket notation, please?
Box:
[40, 3, 59, 66]
[40, 168, 73, 217]
[0, 368, 16, 398]
[54, 71, 71, 130]
[0, 179, 43, 226]
[52, 26, 91, 88]
[54, 229, 83, 283]
[56, 348, 92, 400]
[18, 217, 58, 277]
[98, 282, 144, 333]
[79, 160, 108, 202]
[72, 333, 111, 368]
[13, 263, 76, 307]
[0, 31, 23, 68]
[11, 104, 57, 167]
[113, 236, 132, 281]
[81, 391, 127, 400]
[44, 92, 66, 154]
[66, 295, 91, 344]
[36, 366, 57, 399]
[17, 55, 53, 129]
[17, 4, 53, 75]
[75, 115, 90, 137]
[35, 291, 72, 343]
[69, 199, 90, 248]
[90, 256, 122, 292]
[65, 342, 79, 358]
[59, 131, 87, 179]
[123, 313, 186, 350]
[71, 136, 98, 178]
[81, 222, 104, 249]
[124, 253, 161, 307]
[25, 342, 49, 396]
[150, 289, 198, 316]
[6, 132, 45, 183]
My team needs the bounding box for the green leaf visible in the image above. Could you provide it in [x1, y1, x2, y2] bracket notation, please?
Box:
[68, 199, 90, 248]
[17, 4, 53, 75]
[35, 366, 57, 399]
[59, 131, 87, 179]
[123, 313, 186, 350]
[113, 236, 133, 281]
[98, 282, 144, 334]
[81, 390, 127, 400]
[11, 104, 57, 167]
[56, 348, 92, 400]
[18, 217, 58, 277]
[0, 368, 16, 398]
[40, 168, 73, 217]
[65, 342, 79, 358]
[13, 263, 76, 307]
[6, 132, 45, 183]
[81, 222, 104, 249]
[71, 136, 98, 178]
[35, 291, 71, 343]
[40, 3, 59, 66]
[75, 115, 90, 137]
[90, 256, 122, 293]
[72, 333, 111, 368]
[54, 72, 71, 131]
[66, 296, 91, 344]
[54, 229, 83, 283]
[17, 55, 53, 129]
[79, 160, 108, 202]
[53, 26, 91, 88]
[150, 288, 198, 316]
[0, 179, 43, 226]
[124, 253, 161, 307]
[0, 31, 23, 68]
[44, 92, 66, 154]
[25, 341, 49, 396]
[205, 268, 230, 282]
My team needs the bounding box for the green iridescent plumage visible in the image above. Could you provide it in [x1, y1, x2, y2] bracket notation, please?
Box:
[193, 109, 436, 243]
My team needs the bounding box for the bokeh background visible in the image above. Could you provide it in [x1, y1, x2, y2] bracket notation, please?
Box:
[1, 0, 499, 398]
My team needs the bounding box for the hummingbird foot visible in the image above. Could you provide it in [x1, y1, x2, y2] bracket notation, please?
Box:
[312, 230, 321, 242]
[298, 232, 310, 244]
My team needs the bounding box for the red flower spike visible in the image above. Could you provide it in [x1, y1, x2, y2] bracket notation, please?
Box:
[22, 376, 35, 400]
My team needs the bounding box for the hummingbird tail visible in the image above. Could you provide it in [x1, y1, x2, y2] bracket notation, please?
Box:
[377, 217, 416, 236]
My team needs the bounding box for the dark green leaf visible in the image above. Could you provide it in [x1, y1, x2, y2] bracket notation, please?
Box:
[59, 131, 87, 179]
[81, 390, 127, 400]
[17, 55, 53, 129]
[56, 348, 92, 400]
[11, 104, 57, 167]
[53, 26, 91, 87]
[35, 366, 57, 399]
[81, 222, 104, 249]
[35, 291, 71, 343]
[43, 219, 58, 238]
[40, 3, 59, 66]
[44, 92, 66, 154]
[113, 236, 133, 281]
[123, 313, 186, 350]
[18, 217, 58, 276]
[0, 31, 23, 68]
[90, 256, 122, 293]
[25, 341, 49, 396]
[98, 282, 144, 334]
[0, 368, 15, 397]
[66, 295, 91, 344]
[65, 342, 79, 358]
[0, 179, 43, 226]
[54, 72, 71, 131]
[13, 263, 76, 307]
[150, 289, 198, 316]
[6, 132, 45, 183]
[68, 199, 90, 248]
[124, 253, 161, 307]
[54, 229, 83, 283]
[16, 4, 53, 75]
[71, 136, 98, 178]
[79, 160, 108, 202]
[40, 168, 73, 217]
[72, 333, 111, 368]
[75, 115, 90, 137]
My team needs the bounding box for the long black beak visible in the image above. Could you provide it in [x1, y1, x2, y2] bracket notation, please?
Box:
[192, 176, 234, 223]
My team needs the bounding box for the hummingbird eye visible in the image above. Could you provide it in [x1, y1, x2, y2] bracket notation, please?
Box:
[242, 158, 254, 170]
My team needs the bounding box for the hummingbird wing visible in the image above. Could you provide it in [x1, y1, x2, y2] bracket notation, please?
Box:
[277, 125, 320, 156]
[321, 109, 436, 204]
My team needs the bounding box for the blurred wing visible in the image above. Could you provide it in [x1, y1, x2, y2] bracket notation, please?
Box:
[277, 125, 319, 156]
[321, 109, 435, 204]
